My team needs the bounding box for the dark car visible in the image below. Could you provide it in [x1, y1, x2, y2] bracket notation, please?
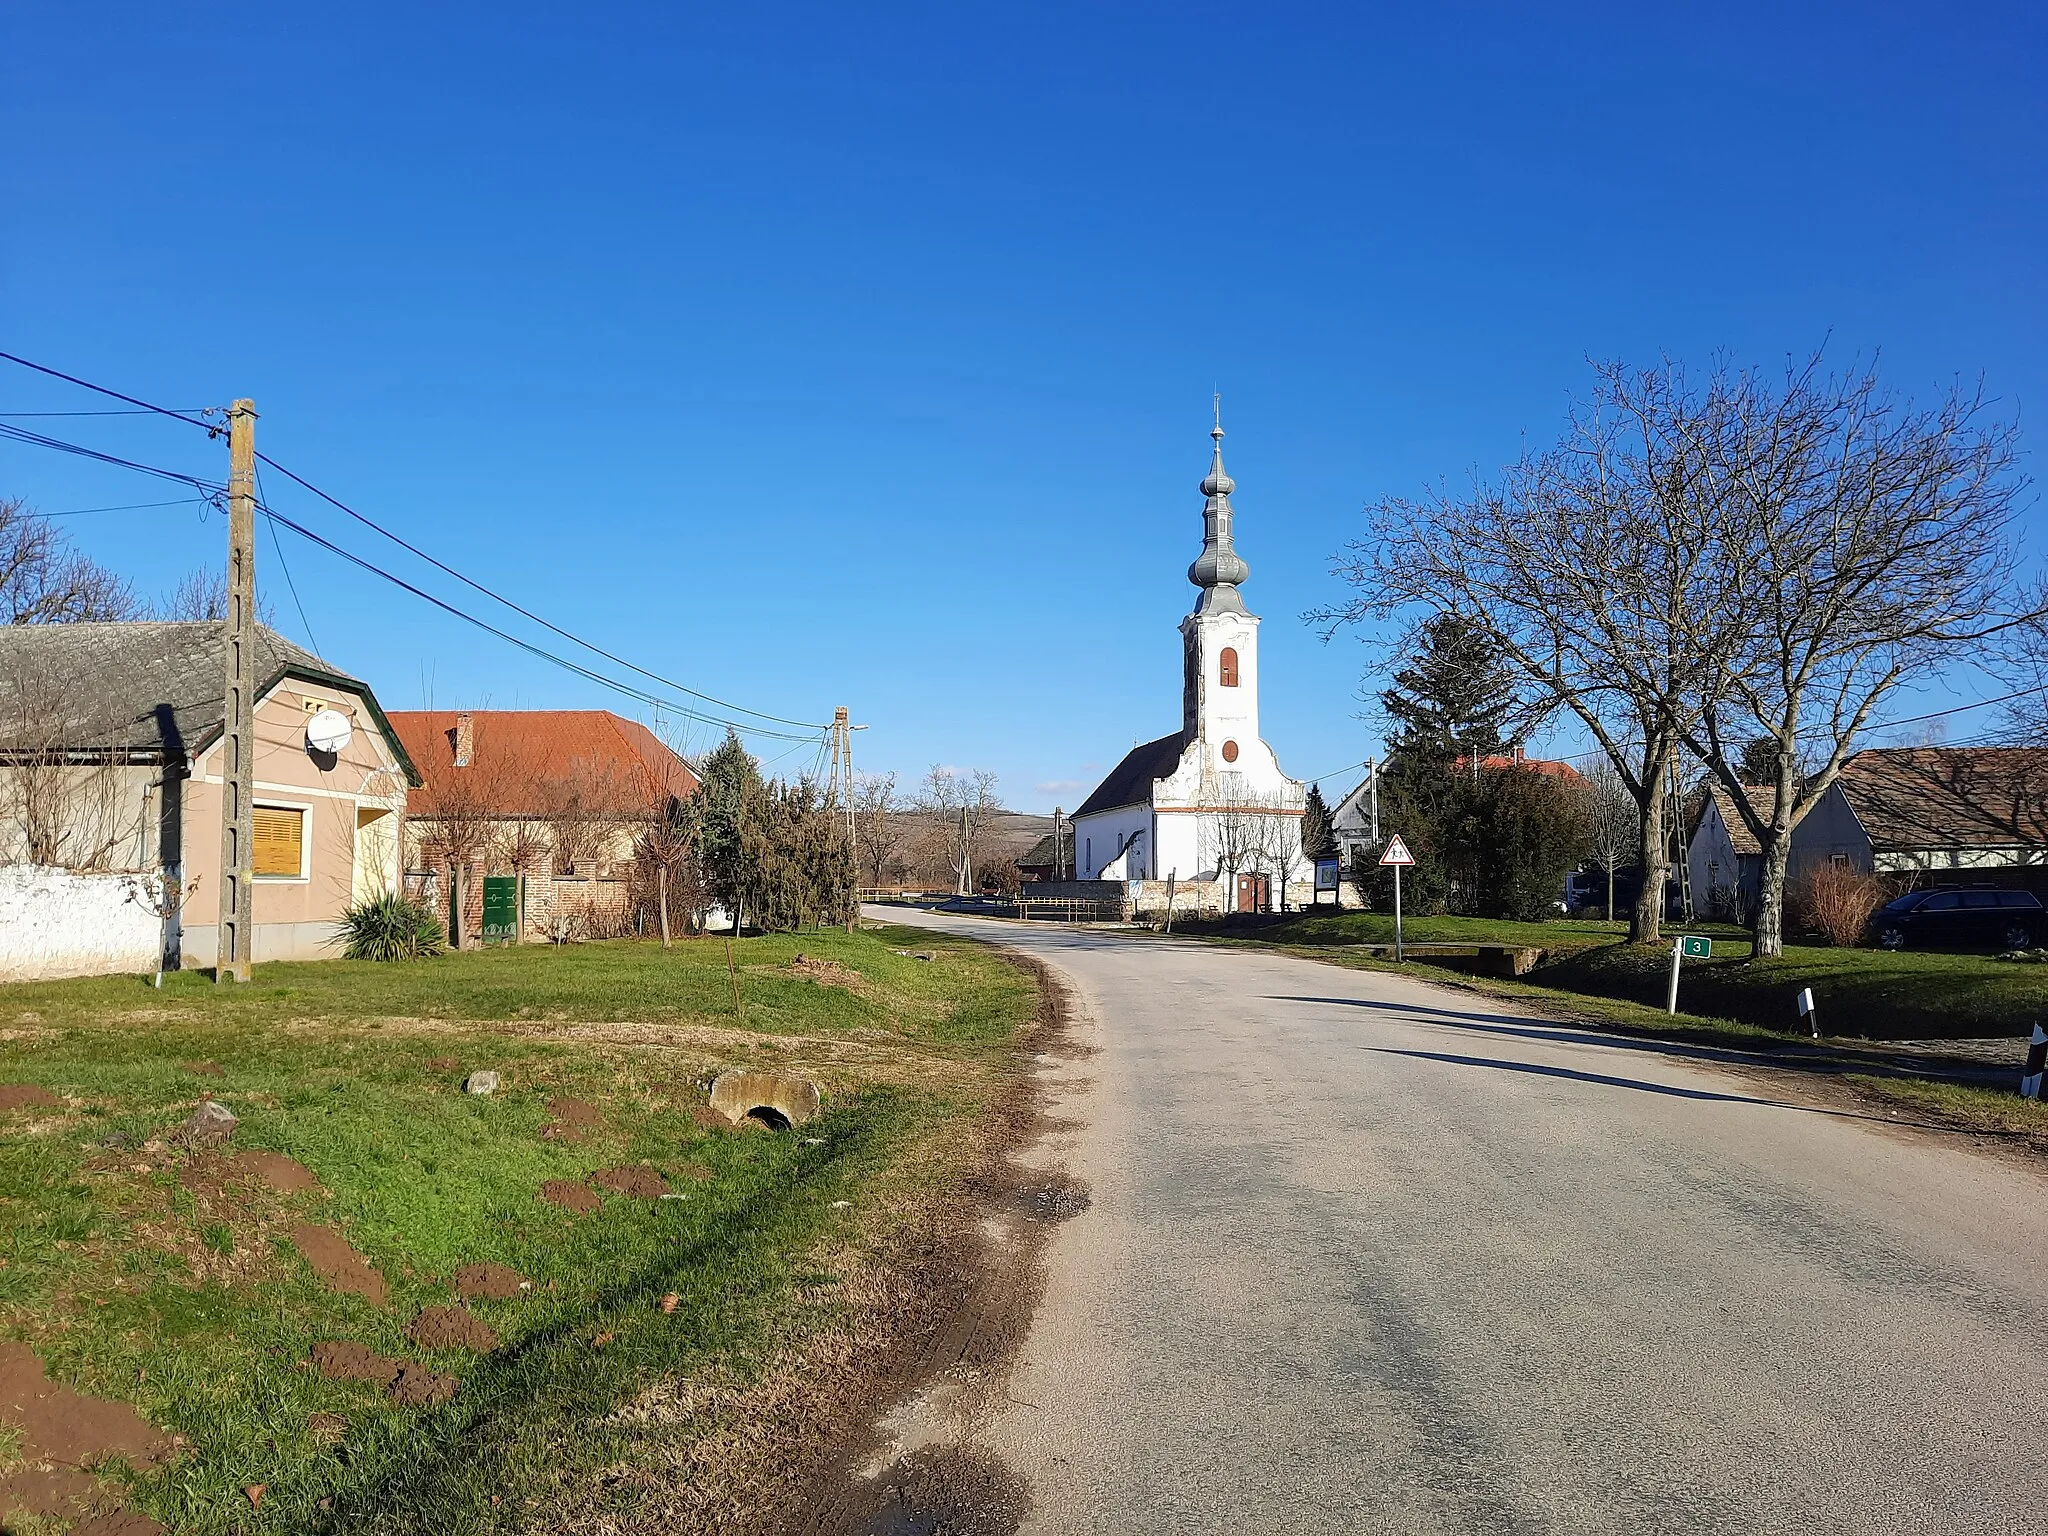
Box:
[1871, 888, 2045, 952]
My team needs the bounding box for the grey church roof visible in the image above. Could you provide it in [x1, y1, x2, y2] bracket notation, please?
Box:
[1073, 730, 1186, 818]
[1188, 404, 1250, 616]
[0, 621, 416, 781]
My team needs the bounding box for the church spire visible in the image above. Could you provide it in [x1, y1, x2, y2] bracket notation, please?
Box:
[1187, 395, 1250, 614]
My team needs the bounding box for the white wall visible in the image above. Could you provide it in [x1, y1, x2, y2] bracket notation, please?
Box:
[1071, 805, 1152, 880]
[0, 866, 164, 983]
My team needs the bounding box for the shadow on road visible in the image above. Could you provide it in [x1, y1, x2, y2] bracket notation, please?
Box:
[1366, 1046, 1795, 1106]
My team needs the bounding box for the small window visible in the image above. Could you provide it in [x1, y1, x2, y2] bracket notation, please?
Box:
[1219, 647, 1239, 687]
[1221, 739, 1239, 763]
[253, 806, 305, 878]
[1828, 852, 1849, 868]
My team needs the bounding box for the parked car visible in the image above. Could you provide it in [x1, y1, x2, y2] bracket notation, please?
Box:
[1871, 888, 2046, 952]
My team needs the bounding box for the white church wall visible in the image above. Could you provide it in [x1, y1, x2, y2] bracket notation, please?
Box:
[1071, 805, 1151, 881]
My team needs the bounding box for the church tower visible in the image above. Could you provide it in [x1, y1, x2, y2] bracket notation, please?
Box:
[1181, 401, 1261, 771]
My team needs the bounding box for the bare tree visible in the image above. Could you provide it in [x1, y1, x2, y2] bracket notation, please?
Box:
[1676, 360, 2034, 955]
[1997, 581, 2048, 745]
[0, 498, 139, 624]
[408, 746, 518, 949]
[0, 653, 141, 869]
[853, 771, 904, 888]
[156, 565, 277, 625]
[915, 765, 1003, 896]
[1324, 359, 1786, 943]
[1583, 763, 1638, 922]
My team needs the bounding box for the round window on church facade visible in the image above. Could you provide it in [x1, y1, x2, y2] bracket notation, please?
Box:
[1221, 739, 1239, 762]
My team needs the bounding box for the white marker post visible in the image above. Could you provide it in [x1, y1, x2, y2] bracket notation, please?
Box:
[1379, 834, 1416, 962]
[1668, 934, 1711, 1014]
[1796, 986, 1818, 1038]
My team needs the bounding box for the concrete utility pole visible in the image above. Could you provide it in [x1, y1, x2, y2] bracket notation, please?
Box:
[215, 399, 258, 983]
[830, 706, 858, 933]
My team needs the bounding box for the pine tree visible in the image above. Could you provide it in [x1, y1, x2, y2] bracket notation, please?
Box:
[1300, 784, 1337, 861]
[1380, 613, 1523, 763]
[693, 731, 768, 933]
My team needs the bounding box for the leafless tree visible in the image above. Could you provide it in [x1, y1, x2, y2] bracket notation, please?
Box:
[1325, 359, 1807, 943]
[1677, 359, 2034, 955]
[1997, 581, 2048, 746]
[408, 745, 517, 949]
[1583, 762, 1639, 922]
[853, 771, 904, 888]
[157, 565, 277, 625]
[915, 765, 1003, 895]
[1201, 776, 1288, 908]
[0, 653, 140, 869]
[0, 498, 139, 624]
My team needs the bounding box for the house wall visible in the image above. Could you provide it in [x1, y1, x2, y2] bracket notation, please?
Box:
[1071, 804, 1153, 881]
[1786, 784, 1874, 875]
[1687, 799, 1758, 919]
[0, 866, 164, 982]
[182, 679, 408, 966]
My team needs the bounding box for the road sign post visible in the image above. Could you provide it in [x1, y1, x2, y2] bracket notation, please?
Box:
[1796, 985, 1818, 1039]
[1668, 934, 1710, 1014]
[1379, 835, 1415, 961]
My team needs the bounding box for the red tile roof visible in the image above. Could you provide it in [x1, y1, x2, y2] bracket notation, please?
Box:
[387, 710, 698, 816]
[1452, 751, 1589, 786]
[1837, 746, 2048, 851]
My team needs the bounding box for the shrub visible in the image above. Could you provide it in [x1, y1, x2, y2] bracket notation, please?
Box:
[1788, 862, 1888, 947]
[336, 893, 448, 961]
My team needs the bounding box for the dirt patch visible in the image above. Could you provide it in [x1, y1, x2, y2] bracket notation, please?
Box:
[311, 1342, 459, 1406]
[787, 954, 866, 991]
[545, 1095, 604, 1143]
[72, 1513, 167, 1536]
[0, 1084, 59, 1112]
[426, 1055, 459, 1072]
[590, 1164, 668, 1199]
[182, 1060, 226, 1078]
[541, 1180, 602, 1214]
[0, 1342, 175, 1470]
[312, 1340, 401, 1383]
[455, 1261, 529, 1300]
[235, 1149, 318, 1193]
[848, 1445, 1030, 1536]
[291, 1223, 388, 1305]
[0, 1463, 100, 1520]
[1015, 1178, 1090, 1224]
[410, 1305, 499, 1352]
[388, 1363, 458, 1407]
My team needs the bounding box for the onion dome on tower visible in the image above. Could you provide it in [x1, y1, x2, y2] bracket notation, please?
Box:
[1188, 398, 1250, 614]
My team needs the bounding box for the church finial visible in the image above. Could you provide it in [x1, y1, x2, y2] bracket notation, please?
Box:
[1189, 399, 1248, 612]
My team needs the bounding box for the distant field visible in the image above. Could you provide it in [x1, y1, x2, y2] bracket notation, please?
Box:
[0, 927, 1038, 1534]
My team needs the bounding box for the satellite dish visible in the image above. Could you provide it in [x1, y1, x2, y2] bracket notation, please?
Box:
[306, 708, 353, 755]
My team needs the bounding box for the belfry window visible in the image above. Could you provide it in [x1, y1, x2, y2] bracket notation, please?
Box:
[1219, 647, 1239, 687]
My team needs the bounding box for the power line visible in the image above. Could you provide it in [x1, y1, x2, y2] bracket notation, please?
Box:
[256, 462, 322, 659]
[0, 352, 217, 431]
[257, 500, 821, 742]
[0, 422, 221, 494]
[254, 449, 834, 732]
[36, 497, 208, 518]
[0, 408, 208, 418]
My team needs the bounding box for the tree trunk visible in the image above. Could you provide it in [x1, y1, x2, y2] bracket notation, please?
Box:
[448, 864, 462, 951]
[658, 864, 671, 948]
[1606, 865, 1614, 924]
[1751, 832, 1793, 958]
[1631, 770, 1667, 944]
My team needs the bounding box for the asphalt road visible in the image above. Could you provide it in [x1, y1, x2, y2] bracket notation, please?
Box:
[876, 907, 2048, 1536]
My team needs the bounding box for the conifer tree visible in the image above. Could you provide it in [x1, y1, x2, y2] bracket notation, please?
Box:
[694, 731, 768, 933]
[1380, 613, 1524, 763]
[1300, 784, 1338, 862]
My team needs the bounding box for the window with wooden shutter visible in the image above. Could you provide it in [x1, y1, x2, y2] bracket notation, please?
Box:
[253, 806, 305, 877]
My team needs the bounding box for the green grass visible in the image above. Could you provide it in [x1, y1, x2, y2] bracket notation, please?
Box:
[1193, 908, 2046, 1040]
[1841, 1075, 2048, 1144]
[0, 925, 1038, 1534]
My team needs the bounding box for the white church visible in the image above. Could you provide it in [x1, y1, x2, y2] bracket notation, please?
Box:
[1067, 411, 1309, 913]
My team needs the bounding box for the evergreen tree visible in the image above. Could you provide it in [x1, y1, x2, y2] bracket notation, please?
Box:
[693, 731, 768, 932]
[1380, 613, 1524, 762]
[1461, 766, 1592, 921]
[1300, 784, 1338, 861]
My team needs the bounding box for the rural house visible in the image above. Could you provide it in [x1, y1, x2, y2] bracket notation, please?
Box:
[1687, 784, 1776, 921]
[387, 709, 699, 942]
[0, 622, 416, 978]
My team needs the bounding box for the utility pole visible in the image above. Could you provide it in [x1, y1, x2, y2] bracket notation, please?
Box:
[829, 706, 858, 932]
[1052, 807, 1065, 882]
[215, 399, 258, 983]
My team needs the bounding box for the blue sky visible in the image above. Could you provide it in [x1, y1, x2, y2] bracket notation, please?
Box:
[4, 2, 2042, 810]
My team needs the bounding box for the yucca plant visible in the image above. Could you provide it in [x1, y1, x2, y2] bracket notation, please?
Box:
[336, 892, 448, 961]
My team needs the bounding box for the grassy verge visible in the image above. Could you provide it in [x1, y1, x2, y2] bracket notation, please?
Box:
[1841, 1075, 2048, 1148]
[1193, 908, 2047, 1041]
[0, 925, 1037, 1534]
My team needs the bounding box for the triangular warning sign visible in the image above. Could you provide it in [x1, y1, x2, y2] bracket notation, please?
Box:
[1378, 834, 1415, 867]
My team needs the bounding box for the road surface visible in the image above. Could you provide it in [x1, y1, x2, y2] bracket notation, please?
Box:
[876, 907, 2048, 1535]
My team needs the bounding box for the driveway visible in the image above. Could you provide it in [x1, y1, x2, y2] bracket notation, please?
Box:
[874, 906, 2048, 1535]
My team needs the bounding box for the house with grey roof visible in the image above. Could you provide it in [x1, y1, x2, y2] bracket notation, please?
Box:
[0, 622, 416, 973]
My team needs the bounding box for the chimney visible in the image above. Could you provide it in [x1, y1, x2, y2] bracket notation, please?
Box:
[453, 712, 474, 768]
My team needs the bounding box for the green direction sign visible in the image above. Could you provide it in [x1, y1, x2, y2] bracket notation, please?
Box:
[481, 876, 519, 944]
[1680, 935, 1711, 958]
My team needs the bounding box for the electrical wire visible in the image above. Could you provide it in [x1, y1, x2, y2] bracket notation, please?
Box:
[0, 422, 222, 493]
[0, 352, 217, 431]
[255, 462, 322, 659]
[253, 450, 833, 731]
[256, 500, 821, 741]
[36, 497, 207, 518]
